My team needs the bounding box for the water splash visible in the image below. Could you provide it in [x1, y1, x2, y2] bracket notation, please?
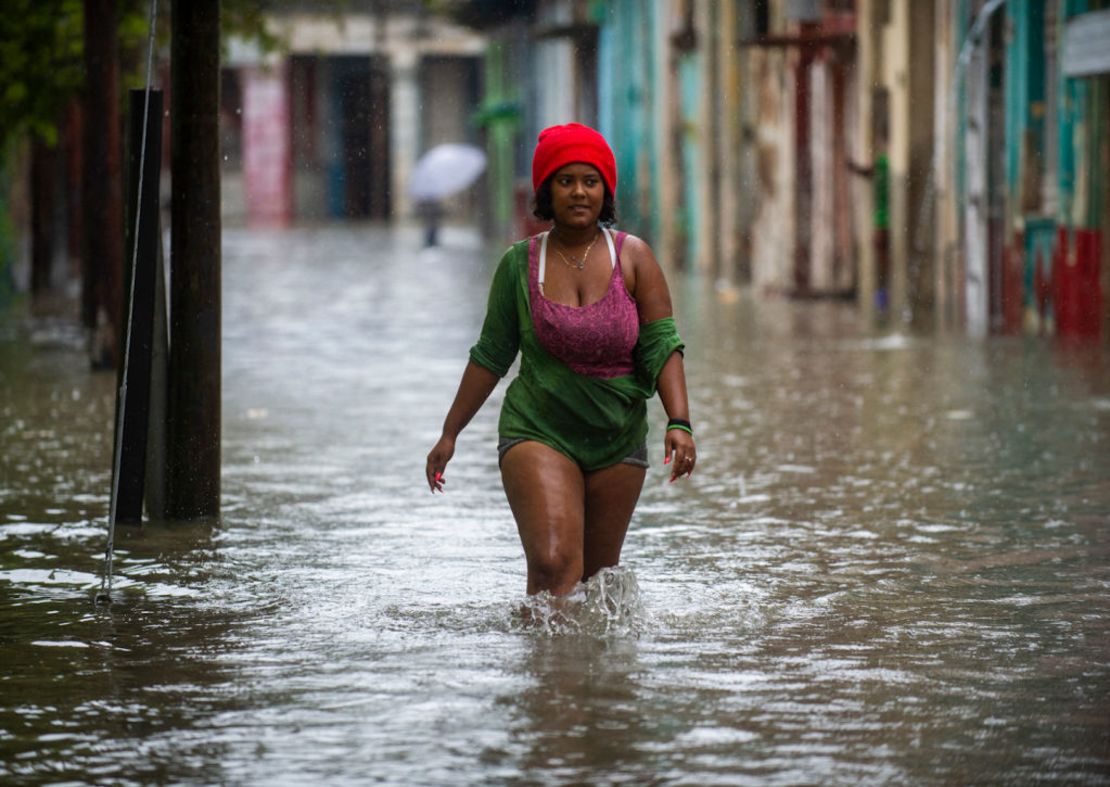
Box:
[513, 566, 646, 637]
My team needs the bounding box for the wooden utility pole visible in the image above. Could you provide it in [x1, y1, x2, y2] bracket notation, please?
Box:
[167, 0, 221, 519]
[82, 0, 124, 368]
[30, 139, 55, 296]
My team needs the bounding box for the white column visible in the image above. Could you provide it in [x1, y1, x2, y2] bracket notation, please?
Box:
[810, 60, 834, 292]
[963, 39, 990, 338]
[884, 0, 911, 322]
[390, 47, 420, 220]
[853, 0, 876, 318]
[933, 0, 959, 331]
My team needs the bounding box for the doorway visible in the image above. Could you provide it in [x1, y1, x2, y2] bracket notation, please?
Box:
[329, 56, 391, 220]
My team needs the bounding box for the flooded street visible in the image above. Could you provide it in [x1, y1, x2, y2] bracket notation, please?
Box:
[2, 224, 1109, 784]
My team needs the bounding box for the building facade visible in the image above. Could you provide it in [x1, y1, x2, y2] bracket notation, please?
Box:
[468, 0, 1108, 339]
[221, 8, 486, 226]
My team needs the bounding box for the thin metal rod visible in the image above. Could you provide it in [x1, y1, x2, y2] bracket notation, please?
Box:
[99, 0, 160, 605]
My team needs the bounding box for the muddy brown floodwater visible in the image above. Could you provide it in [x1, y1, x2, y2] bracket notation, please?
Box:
[2, 225, 1108, 785]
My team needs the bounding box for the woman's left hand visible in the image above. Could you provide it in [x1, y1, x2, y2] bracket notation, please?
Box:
[665, 429, 696, 482]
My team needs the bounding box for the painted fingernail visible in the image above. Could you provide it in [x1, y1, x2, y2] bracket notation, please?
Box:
[664, 456, 671, 465]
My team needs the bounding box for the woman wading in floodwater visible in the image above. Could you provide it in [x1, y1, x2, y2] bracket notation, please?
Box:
[425, 123, 695, 596]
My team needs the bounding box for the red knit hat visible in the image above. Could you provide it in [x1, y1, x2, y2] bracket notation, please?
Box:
[531, 123, 617, 195]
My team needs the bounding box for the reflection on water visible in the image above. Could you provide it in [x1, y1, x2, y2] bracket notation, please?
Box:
[2, 225, 1108, 784]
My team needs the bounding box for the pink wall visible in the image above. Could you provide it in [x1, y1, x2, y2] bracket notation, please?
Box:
[242, 65, 292, 226]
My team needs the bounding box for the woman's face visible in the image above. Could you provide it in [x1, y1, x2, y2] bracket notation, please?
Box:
[549, 163, 604, 229]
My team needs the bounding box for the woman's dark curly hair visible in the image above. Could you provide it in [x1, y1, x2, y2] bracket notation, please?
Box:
[532, 175, 618, 225]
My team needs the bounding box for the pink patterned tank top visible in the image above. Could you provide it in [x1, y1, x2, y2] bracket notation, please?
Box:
[529, 229, 640, 379]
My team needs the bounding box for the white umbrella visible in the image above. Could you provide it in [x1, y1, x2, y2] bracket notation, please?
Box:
[409, 143, 487, 201]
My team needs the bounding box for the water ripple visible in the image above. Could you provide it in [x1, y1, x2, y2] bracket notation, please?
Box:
[1, 226, 1108, 784]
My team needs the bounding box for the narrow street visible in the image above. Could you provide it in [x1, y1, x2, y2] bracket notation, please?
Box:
[1, 224, 1108, 783]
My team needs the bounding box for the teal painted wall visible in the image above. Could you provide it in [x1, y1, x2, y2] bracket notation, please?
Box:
[1005, 0, 1047, 204]
[678, 50, 701, 269]
[647, 1, 665, 247]
[1005, 0, 1052, 321]
[598, 0, 656, 237]
[481, 39, 520, 242]
[1058, 0, 1089, 227]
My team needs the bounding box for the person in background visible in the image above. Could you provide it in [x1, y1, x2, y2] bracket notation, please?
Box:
[848, 87, 891, 313]
[416, 198, 444, 248]
[425, 123, 695, 597]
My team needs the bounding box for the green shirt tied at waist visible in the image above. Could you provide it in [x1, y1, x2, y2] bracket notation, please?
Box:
[469, 238, 685, 472]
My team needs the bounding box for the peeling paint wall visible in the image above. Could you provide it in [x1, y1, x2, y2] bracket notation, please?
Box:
[749, 46, 796, 295]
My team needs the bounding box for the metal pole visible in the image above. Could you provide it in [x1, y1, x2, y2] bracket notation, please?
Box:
[97, 0, 160, 605]
[113, 88, 164, 525]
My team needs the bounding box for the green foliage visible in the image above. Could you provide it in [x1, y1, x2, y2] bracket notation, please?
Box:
[0, 0, 84, 149]
[222, 0, 286, 55]
[220, 1, 358, 56]
[0, 0, 289, 152]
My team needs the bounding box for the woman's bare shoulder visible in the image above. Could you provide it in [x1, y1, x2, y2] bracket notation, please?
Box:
[617, 231, 651, 255]
[613, 231, 672, 317]
[616, 232, 660, 272]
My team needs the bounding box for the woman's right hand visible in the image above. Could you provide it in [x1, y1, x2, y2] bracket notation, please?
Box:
[425, 435, 456, 493]
[424, 360, 500, 494]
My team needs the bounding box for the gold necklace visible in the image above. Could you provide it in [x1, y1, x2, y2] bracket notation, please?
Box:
[552, 229, 600, 271]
